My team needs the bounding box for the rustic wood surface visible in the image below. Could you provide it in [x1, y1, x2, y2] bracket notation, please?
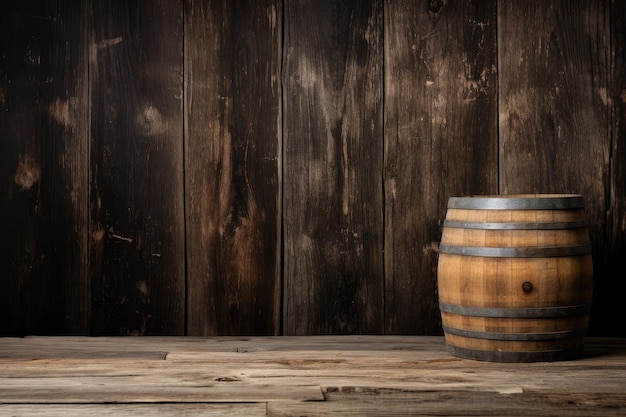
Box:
[383, 0, 498, 336]
[498, 0, 619, 337]
[1, 0, 625, 338]
[282, 0, 385, 335]
[89, 0, 186, 335]
[0, 336, 624, 416]
[605, 0, 626, 339]
[0, 0, 91, 335]
[184, 0, 281, 336]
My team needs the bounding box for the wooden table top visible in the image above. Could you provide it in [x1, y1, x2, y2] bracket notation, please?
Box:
[0, 336, 624, 416]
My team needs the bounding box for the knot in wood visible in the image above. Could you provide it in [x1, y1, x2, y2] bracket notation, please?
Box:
[429, 0, 444, 14]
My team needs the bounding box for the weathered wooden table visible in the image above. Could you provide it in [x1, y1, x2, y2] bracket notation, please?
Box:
[0, 336, 624, 416]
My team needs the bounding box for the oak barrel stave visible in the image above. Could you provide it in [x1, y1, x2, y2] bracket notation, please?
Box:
[437, 194, 594, 362]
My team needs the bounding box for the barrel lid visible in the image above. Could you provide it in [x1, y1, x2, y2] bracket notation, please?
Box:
[447, 194, 584, 210]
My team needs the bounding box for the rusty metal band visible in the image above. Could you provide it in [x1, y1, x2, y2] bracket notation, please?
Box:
[447, 196, 584, 210]
[443, 219, 587, 230]
[444, 343, 584, 363]
[439, 302, 592, 318]
[442, 325, 587, 341]
[438, 243, 592, 257]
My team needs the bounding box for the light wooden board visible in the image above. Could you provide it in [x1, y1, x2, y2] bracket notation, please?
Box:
[0, 377, 323, 403]
[0, 403, 266, 417]
[0, 336, 625, 416]
[270, 390, 626, 417]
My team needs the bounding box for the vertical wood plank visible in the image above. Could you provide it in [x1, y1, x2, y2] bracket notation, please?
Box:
[0, 0, 90, 335]
[184, 0, 282, 335]
[602, 0, 626, 337]
[283, 0, 384, 335]
[90, 0, 185, 335]
[384, 0, 498, 334]
[498, 0, 611, 335]
[49, 0, 91, 335]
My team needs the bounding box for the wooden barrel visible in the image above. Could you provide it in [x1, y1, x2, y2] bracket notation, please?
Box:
[437, 194, 593, 362]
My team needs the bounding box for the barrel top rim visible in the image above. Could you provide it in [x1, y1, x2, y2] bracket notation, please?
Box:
[447, 194, 584, 210]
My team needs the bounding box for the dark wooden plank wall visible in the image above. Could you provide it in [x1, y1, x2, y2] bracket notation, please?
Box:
[590, 1, 626, 336]
[89, 0, 186, 335]
[184, 0, 281, 336]
[498, 0, 620, 336]
[282, 0, 384, 335]
[0, 0, 90, 335]
[609, 0, 626, 338]
[384, 0, 498, 334]
[0, 0, 624, 337]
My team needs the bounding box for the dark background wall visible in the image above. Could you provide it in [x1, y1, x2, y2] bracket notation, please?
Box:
[1, 0, 624, 337]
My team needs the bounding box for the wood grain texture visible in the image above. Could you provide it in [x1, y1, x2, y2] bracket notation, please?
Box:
[0, 377, 323, 404]
[0, 404, 267, 417]
[0, 1, 90, 336]
[184, 0, 281, 335]
[384, 0, 498, 334]
[498, 0, 610, 194]
[282, 0, 384, 335]
[497, 0, 612, 337]
[49, 0, 91, 335]
[270, 390, 626, 417]
[0, 0, 625, 339]
[0, 336, 625, 416]
[89, 0, 185, 335]
[600, 0, 626, 338]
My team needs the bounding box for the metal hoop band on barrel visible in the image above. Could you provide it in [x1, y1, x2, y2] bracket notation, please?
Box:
[441, 325, 587, 341]
[447, 195, 584, 210]
[445, 344, 584, 363]
[438, 302, 592, 318]
[438, 243, 592, 258]
[437, 194, 592, 363]
[442, 219, 588, 230]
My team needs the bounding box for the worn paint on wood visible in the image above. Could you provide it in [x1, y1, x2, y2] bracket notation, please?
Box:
[184, 0, 282, 335]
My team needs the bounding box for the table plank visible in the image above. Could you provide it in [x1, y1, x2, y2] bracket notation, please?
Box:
[0, 403, 266, 417]
[270, 389, 626, 417]
[0, 377, 322, 403]
[0, 336, 624, 415]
